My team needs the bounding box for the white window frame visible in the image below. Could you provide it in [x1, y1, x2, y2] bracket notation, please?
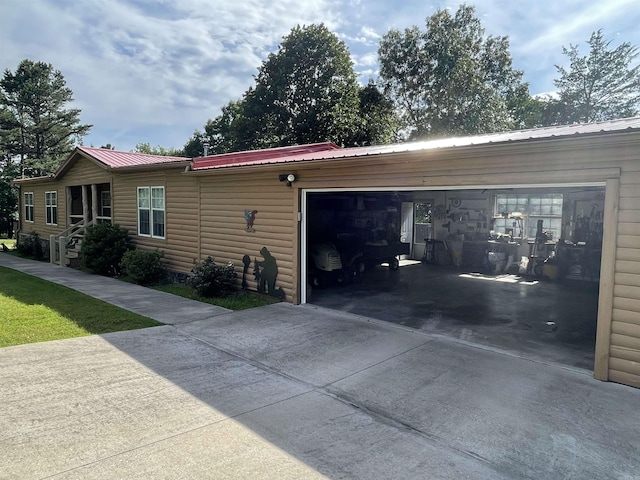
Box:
[493, 193, 563, 240]
[24, 192, 34, 223]
[137, 186, 165, 239]
[45, 191, 58, 226]
[100, 190, 111, 218]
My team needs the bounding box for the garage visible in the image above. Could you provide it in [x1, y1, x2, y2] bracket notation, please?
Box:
[283, 118, 640, 388]
[303, 186, 605, 370]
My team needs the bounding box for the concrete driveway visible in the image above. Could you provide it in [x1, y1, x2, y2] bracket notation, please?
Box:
[1, 255, 640, 479]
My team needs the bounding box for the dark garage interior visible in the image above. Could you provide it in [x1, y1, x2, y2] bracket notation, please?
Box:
[305, 187, 605, 370]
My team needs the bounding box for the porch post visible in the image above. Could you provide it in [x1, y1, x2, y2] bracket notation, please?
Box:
[91, 184, 98, 223]
[66, 186, 72, 227]
[82, 185, 89, 224]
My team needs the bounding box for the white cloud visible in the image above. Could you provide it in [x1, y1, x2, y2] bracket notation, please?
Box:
[1, 0, 639, 150]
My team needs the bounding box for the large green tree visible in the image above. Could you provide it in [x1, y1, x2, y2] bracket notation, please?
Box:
[0, 59, 90, 236]
[554, 30, 640, 124]
[243, 23, 360, 149]
[0, 59, 91, 177]
[378, 4, 530, 140]
[185, 23, 398, 156]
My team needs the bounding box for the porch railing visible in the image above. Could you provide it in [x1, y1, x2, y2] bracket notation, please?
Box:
[50, 219, 94, 266]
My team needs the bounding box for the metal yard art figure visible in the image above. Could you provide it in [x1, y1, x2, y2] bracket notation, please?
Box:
[244, 209, 258, 232]
[242, 246, 285, 299]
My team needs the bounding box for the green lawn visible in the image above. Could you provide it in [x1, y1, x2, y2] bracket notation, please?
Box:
[1, 238, 16, 250]
[0, 266, 161, 347]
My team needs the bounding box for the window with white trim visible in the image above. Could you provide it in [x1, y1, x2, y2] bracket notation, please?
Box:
[493, 193, 563, 240]
[45, 191, 58, 225]
[24, 192, 34, 222]
[137, 186, 165, 238]
[100, 190, 111, 217]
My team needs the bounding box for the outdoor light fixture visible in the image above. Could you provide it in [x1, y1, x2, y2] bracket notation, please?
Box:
[202, 141, 210, 156]
[279, 173, 297, 186]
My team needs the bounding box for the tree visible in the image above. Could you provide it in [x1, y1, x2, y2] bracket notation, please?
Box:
[237, 24, 361, 149]
[186, 24, 399, 155]
[133, 142, 184, 156]
[0, 59, 92, 177]
[554, 30, 640, 124]
[183, 100, 245, 157]
[378, 4, 530, 140]
[349, 81, 398, 146]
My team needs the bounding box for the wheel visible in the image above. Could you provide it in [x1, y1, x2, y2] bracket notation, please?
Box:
[388, 257, 400, 271]
[311, 272, 326, 289]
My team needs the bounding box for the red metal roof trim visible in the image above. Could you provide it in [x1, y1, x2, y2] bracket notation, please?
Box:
[79, 146, 188, 169]
[191, 142, 341, 170]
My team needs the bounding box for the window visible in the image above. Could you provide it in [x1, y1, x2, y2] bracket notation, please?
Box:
[414, 202, 433, 242]
[24, 192, 34, 222]
[137, 186, 165, 238]
[100, 191, 111, 217]
[493, 193, 563, 240]
[45, 191, 58, 225]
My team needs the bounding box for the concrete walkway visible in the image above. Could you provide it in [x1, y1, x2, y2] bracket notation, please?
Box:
[1, 253, 639, 480]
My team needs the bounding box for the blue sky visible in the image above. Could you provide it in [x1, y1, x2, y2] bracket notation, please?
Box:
[1, 0, 639, 153]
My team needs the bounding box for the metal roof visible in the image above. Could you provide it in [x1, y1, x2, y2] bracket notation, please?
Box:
[78, 146, 188, 169]
[191, 142, 340, 170]
[189, 117, 640, 171]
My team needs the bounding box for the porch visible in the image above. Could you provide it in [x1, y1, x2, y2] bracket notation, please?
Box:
[50, 183, 111, 266]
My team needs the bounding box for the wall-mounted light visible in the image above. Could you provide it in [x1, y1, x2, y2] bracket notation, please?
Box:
[279, 173, 297, 187]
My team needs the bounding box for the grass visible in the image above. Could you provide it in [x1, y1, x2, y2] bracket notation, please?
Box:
[0, 266, 161, 348]
[1, 238, 16, 250]
[153, 284, 280, 310]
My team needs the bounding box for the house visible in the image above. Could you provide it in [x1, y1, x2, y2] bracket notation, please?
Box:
[13, 117, 640, 388]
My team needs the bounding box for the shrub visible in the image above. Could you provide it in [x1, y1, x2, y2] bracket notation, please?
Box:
[120, 249, 166, 285]
[81, 223, 133, 276]
[190, 256, 237, 298]
[16, 232, 44, 260]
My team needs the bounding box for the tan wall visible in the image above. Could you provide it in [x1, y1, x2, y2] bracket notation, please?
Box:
[18, 158, 115, 235]
[17, 180, 64, 240]
[198, 171, 296, 300]
[111, 169, 200, 273]
[609, 162, 640, 388]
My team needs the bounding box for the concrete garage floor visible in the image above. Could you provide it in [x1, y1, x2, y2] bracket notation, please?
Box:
[308, 261, 599, 370]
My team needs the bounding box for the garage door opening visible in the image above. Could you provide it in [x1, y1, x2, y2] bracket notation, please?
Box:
[302, 186, 605, 370]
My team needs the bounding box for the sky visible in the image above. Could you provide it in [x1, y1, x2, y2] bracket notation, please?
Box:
[1, 0, 639, 153]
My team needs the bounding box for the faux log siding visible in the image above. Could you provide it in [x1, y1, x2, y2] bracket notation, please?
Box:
[609, 164, 640, 388]
[198, 173, 296, 299]
[60, 158, 111, 185]
[19, 182, 64, 239]
[111, 170, 200, 273]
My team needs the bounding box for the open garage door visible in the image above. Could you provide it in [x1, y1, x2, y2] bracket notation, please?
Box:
[302, 185, 605, 371]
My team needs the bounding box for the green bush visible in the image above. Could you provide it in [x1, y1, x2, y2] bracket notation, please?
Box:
[120, 249, 166, 285]
[190, 256, 237, 298]
[16, 232, 44, 260]
[81, 223, 133, 276]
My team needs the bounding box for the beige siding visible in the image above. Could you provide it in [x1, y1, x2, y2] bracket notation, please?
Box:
[61, 158, 111, 185]
[112, 169, 199, 273]
[198, 171, 296, 300]
[609, 162, 640, 388]
[18, 181, 65, 239]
